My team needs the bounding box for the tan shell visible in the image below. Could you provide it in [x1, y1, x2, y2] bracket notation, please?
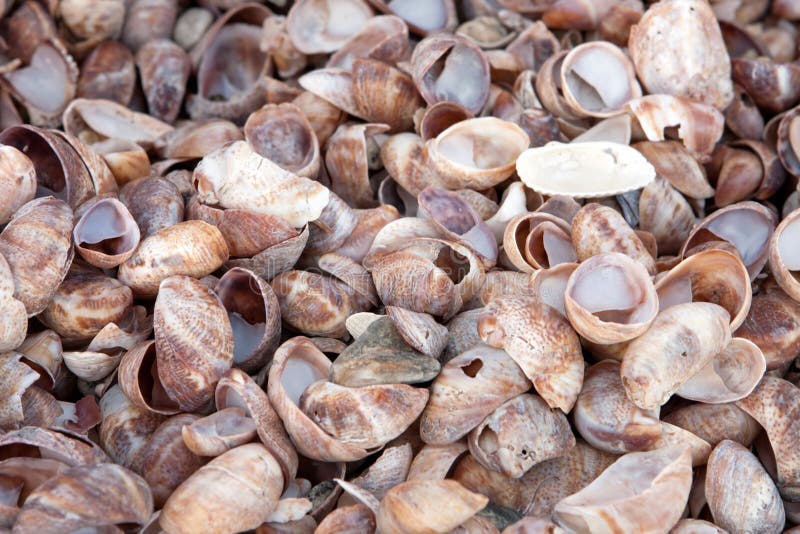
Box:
[478, 295, 584, 412]
[160, 444, 283, 534]
[734, 284, 800, 369]
[670, 519, 726, 534]
[633, 140, 714, 199]
[118, 220, 229, 298]
[286, 0, 373, 54]
[564, 252, 658, 345]
[664, 402, 760, 448]
[517, 142, 655, 198]
[468, 393, 575, 478]
[152, 276, 233, 412]
[17, 330, 63, 391]
[529, 263, 578, 317]
[0, 197, 74, 316]
[268, 337, 370, 462]
[62, 98, 173, 149]
[553, 446, 692, 534]
[98, 384, 166, 470]
[681, 201, 776, 280]
[14, 463, 153, 533]
[628, 0, 733, 110]
[368, 0, 456, 35]
[181, 407, 257, 457]
[93, 139, 150, 186]
[325, 122, 388, 208]
[621, 302, 732, 410]
[72, 197, 140, 269]
[705, 440, 784, 533]
[339, 443, 413, 504]
[627, 95, 724, 160]
[376, 480, 488, 534]
[0, 252, 26, 352]
[135, 39, 190, 123]
[649, 422, 711, 467]
[638, 177, 696, 256]
[655, 248, 751, 331]
[0, 145, 36, 225]
[407, 442, 468, 481]
[769, 207, 800, 302]
[574, 360, 661, 454]
[119, 176, 184, 238]
[156, 119, 243, 160]
[244, 103, 319, 178]
[351, 58, 424, 133]
[0, 426, 109, 466]
[420, 344, 531, 445]
[316, 504, 375, 534]
[76, 40, 135, 104]
[326, 14, 409, 69]
[735, 375, 800, 500]
[502, 212, 575, 273]
[426, 117, 529, 190]
[571, 203, 655, 273]
[0, 352, 39, 430]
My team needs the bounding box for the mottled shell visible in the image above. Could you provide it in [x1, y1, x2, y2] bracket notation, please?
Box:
[735, 285, 800, 369]
[0, 145, 36, 225]
[119, 176, 184, 238]
[664, 402, 760, 448]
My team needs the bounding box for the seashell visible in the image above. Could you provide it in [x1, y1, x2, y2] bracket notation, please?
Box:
[156, 119, 243, 160]
[76, 40, 136, 105]
[193, 140, 329, 227]
[285, 0, 373, 55]
[731, 58, 800, 114]
[0, 197, 73, 316]
[456, 15, 516, 49]
[670, 519, 726, 534]
[244, 103, 319, 178]
[529, 263, 577, 318]
[418, 187, 498, 267]
[377, 480, 488, 534]
[571, 203, 655, 273]
[160, 444, 283, 534]
[268, 337, 370, 462]
[711, 145, 765, 207]
[380, 132, 445, 196]
[558, 41, 641, 118]
[735, 375, 800, 500]
[731, 139, 786, 200]
[505, 21, 559, 75]
[98, 383, 166, 469]
[476, 270, 536, 308]
[316, 504, 375, 534]
[627, 95, 725, 160]
[553, 446, 692, 534]
[725, 84, 764, 141]
[72, 197, 139, 269]
[135, 39, 191, 123]
[776, 106, 800, 176]
[681, 201, 776, 280]
[335, 204, 400, 263]
[410, 34, 490, 115]
[122, 0, 178, 52]
[371, 238, 484, 320]
[0, 426, 108, 466]
[332, 316, 440, 386]
[118, 220, 229, 297]
[14, 463, 153, 533]
[633, 140, 713, 199]
[479, 296, 583, 412]
[261, 15, 307, 80]
[638, 177, 695, 256]
[62, 98, 173, 149]
[407, 442, 468, 481]
[19, 328, 62, 391]
[228, 225, 310, 282]
[655, 249, 751, 331]
[304, 191, 359, 256]
[93, 139, 150, 186]
[0, 145, 35, 225]
[564, 252, 658, 345]
[468, 393, 575, 478]
[542, 0, 616, 30]
[367, 0, 456, 35]
[296, 68, 360, 120]
[362, 216, 441, 265]
[0, 352, 39, 430]
[705, 440, 784, 533]
[0, 253, 26, 352]
[769, 207, 800, 302]
[215, 368, 298, 486]
[385, 306, 448, 359]
[574, 360, 661, 454]
[153, 276, 234, 411]
[621, 302, 732, 410]
[664, 402, 760, 448]
[426, 117, 529, 191]
[0, 1, 57, 63]
[648, 422, 711, 467]
[629, 0, 733, 110]
[139, 414, 204, 508]
[339, 443, 413, 503]
[119, 177, 183, 238]
[325, 122, 388, 208]
[517, 142, 655, 199]
[420, 344, 531, 445]
[417, 102, 472, 143]
[299, 381, 428, 449]
[291, 91, 345, 149]
[351, 58, 424, 133]
[326, 14, 410, 69]
[173, 7, 214, 50]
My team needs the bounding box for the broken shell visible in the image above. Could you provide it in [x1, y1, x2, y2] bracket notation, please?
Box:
[571, 203, 655, 273]
[564, 252, 658, 344]
[417, 102, 472, 142]
[98, 384, 166, 469]
[268, 337, 370, 462]
[681, 201, 776, 280]
[62, 98, 173, 149]
[479, 296, 584, 412]
[725, 84, 764, 141]
[655, 248, 751, 331]
[407, 442, 468, 481]
[426, 117, 529, 190]
[559, 41, 641, 118]
[627, 95, 725, 159]
[633, 140, 714, 199]
[156, 119, 243, 160]
[621, 302, 732, 410]
[0, 426, 109, 466]
[664, 402, 760, 448]
[118, 220, 229, 297]
[385, 306, 448, 360]
[325, 122, 389, 208]
[420, 344, 531, 445]
[368, 0, 457, 35]
[529, 262, 577, 317]
[76, 40, 136, 104]
[326, 14, 410, 69]
[296, 67, 360, 119]
[677, 337, 765, 404]
[517, 142, 655, 198]
[228, 225, 310, 282]
[411, 34, 490, 115]
[542, 0, 616, 30]
[119, 177, 183, 238]
[377, 480, 488, 534]
[304, 191, 359, 256]
[14, 463, 153, 533]
[574, 360, 661, 454]
[0, 253, 26, 352]
[193, 140, 329, 227]
[553, 446, 692, 534]
[629, 0, 733, 110]
[456, 16, 516, 49]
[73, 197, 140, 268]
[122, 0, 178, 52]
[769, 207, 800, 302]
[468, 393, 575, 478]
[316, 504, 375, 533]
[154, 275, 234, 411]
[705, 440, 784, 533]
[638, 177, 696, 256]
[160, 444, 283, 534]
[244, 103, 320, 178]
[0, 145, 35, 225]
[261, 15, 307, 80]
[286, 0, 374, 55]
[776, 106, 800, 176]
[712, 146, 764, 207]
[93, 139, 150, 186]
[0, 197, 73, 316]
[135, 39, 191, 124]
[0, 352, 39, 430]
[735, 375, 800, 500]
[351, 58, 424, 133]
[732, 58, 800, 115]
[182, 407, 257, 457]
[299, 380, 428, 449]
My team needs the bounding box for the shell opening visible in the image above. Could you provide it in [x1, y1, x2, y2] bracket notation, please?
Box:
[422, 45, 485, 111]
[705, 210, 771, 265]
[198, 24, 266, 100]
[778, 217, 800, 270]
[433, 246, 469, 284]
[387, 0, 447, 31]
[76, 201, 138, 256]
[282, 353, 328, 406]
[570, 263, 649, 324]
[563, 47, 633, 112]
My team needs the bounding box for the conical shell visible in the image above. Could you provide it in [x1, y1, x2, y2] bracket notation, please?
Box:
[478, 296, 584, 412]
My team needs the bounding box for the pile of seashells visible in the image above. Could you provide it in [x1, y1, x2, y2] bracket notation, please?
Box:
[1, 0, 800, 532]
